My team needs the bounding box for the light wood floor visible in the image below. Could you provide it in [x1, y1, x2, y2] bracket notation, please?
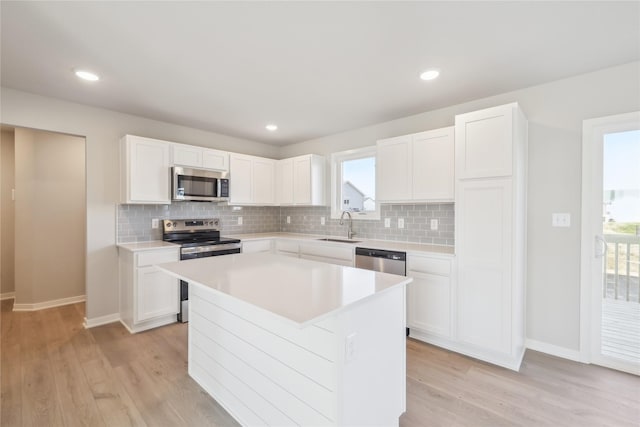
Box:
[1, 300, 639, 427]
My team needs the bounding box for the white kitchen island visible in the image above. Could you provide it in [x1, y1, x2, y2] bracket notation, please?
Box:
[157, 252, 412, 427]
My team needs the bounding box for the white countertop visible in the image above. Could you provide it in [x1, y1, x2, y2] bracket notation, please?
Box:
[227, 232, 455, 256]
[157, 252, 412, 327]
[117, 241, 179, 252]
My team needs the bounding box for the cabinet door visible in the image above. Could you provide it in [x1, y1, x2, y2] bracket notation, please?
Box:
[229, 155, 253, 204]
[252, 158, 276, 205]
[293, 156, 311, 204]
[135, 266, 179, 322]
[377, 135, 412, 201]
[128, 136, 171, 203]
[202, 148, 229, 171]
[455, 104, 514, 179]
[172, 143, 203, 168]
[412, 127, 454, 201]
[456, 179, 512, 354]
[277, 158, 294, 205]
[407, 271, 451, 337]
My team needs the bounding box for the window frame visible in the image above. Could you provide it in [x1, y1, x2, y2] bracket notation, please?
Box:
[330, 146, 380, 220]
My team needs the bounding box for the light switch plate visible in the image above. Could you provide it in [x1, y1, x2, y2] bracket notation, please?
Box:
[286, 216, 291, 224]
[430, 219, 438, 230]
[398, 218, 405, 229]
[151, 218, 159, 229]
[320, 217, 325, 225]
[237, 216, 243, 225]
[552, 213, 571, 227]
[384, 218, 391, 228]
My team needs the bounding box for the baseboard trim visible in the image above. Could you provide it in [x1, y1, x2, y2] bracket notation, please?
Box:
[84, 313, 120, 328]
[12, 295, 85, 311]
[526, 339, 584, 363]
[0, 291, 15, 301]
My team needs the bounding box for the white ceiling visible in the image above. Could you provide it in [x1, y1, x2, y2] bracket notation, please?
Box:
[2, 2, 639, 146]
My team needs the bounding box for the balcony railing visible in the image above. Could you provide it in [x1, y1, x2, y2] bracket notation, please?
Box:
[604, 233, 640, 302]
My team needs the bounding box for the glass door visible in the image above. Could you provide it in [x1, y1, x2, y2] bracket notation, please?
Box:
[582, 112, 640, 375]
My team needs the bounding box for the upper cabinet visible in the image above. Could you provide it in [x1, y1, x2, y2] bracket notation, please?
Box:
[171, 143, 229, 171]
[277, 154, 326, 206]
[377, 126, 454, 203]
[229, 153, 276, 205]
[120, 135, 171, 204]
[455, 105, 515, 179]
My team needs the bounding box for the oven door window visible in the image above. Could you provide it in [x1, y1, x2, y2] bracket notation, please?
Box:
[177, 175, 217, 197]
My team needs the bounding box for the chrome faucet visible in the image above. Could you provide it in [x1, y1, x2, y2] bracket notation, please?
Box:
[339, 210, 356, 240]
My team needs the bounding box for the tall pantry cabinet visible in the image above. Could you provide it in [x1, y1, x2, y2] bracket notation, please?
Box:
[454, 103, 528, 370]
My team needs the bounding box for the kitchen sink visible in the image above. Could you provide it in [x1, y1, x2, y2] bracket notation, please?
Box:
[316, 238, 362, 244]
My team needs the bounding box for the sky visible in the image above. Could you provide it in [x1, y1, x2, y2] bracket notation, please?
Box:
[603, 129, 639, 222]
[343, 156, 376, 198]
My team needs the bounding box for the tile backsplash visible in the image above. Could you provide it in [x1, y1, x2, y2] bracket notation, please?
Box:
[117, 202, 454, 246]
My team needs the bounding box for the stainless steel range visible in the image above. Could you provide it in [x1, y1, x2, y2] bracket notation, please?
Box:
[162, 218, 241, 322]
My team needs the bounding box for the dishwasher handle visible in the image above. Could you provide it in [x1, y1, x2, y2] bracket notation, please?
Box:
[355, 247, 406, 261]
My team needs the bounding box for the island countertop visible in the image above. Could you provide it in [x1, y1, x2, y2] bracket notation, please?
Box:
[157, 252, 412, 327]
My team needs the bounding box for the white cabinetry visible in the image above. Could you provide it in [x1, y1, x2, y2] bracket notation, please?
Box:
[119, 246, 180, 333]
[241, 239, 273, 254]
[120, 135, 171, 204]
[277, 154, 326, 206]
[299, 242, 354, 266]
[172, 143, 229, 171]
[377, 127, 454, 203]
[274, 240, 299, 257]
[229, 154, 276, 205]
[454, 103, 527, 370]
[407, 254, 453, 340]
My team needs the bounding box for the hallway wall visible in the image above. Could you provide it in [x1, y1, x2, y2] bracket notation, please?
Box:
[13, 128, 85, 307]
[0, 129, 15, 297]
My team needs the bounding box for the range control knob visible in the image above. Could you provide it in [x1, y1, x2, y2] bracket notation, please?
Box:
[173, 222, 177, 227]
[165, 222, 171, 228]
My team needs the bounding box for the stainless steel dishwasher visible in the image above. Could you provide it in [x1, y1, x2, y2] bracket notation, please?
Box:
[355, 247, 406, 276]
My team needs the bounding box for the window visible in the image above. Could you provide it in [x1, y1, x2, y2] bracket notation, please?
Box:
[330, 146, 379, 220]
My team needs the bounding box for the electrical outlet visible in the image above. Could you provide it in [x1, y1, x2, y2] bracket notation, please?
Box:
[384, 218, 391, 228]
[345, 333, 357, 363]
[237, 216, 243, 225]
[286, 216, 291, 224]
[398, 218, 405, 229]
[151, 218, 159, 229]
[552, 213, 571, 227]
[321, 217, 325, 225]
[430, 219, 438, 230]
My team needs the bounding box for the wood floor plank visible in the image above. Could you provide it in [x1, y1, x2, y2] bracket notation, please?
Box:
[3, 302, 640, 427]
[41, 307, 106, 427]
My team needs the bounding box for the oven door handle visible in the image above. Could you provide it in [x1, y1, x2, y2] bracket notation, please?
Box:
[181, 243, 242, 255]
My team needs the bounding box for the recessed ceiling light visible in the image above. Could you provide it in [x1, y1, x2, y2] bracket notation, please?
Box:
[265, 124, 278, 132]
[74, 69, 100, 81]
[420, 69, 440, 81]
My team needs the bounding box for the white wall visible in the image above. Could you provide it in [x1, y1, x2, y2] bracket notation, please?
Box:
[14, 128, 85, 305]
[280, 61, 640, 352]
[0, 88, 279, 321]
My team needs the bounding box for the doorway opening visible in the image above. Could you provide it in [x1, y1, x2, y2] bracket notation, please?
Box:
[0, 126, 86, 312]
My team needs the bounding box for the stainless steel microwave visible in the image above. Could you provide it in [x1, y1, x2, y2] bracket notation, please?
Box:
[171, 167, 229, 202]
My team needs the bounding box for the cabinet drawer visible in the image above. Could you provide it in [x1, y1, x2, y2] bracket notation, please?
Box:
[242, 239, 272, 253]
[299, 244, 353, 261]
[136, 250, 179, 267]
[407, 255, 451, 276]
[275, 240, 299, 254]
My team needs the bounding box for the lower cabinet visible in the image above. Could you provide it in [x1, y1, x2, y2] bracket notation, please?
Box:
[407, 254, 454, 341]
[241, 239, 273, 253]
[299, 242, 354, 266]
[119, 246, 180, 333]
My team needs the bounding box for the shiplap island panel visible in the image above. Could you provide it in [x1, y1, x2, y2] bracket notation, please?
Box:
[158, 253, 411, 426]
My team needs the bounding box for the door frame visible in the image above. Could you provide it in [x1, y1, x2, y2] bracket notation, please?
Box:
[580, 111, 640, 372]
